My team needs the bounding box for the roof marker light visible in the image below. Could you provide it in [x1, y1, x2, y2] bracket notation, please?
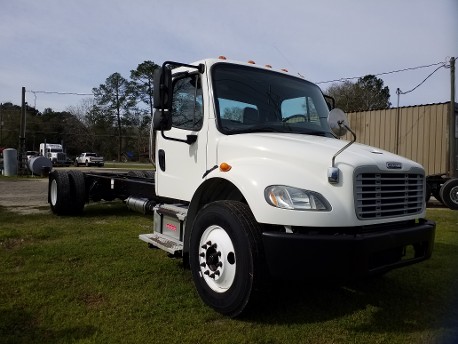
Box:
[248, 60, 256, 64]
[281, 68, 289, 72]
[218, 56, 227, 60]
[265, 64, 272, 69]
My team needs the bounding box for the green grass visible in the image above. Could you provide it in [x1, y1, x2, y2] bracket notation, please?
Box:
[1, 205, 457, 344]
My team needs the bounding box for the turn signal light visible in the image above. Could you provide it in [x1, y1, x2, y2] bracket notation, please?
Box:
[219, 162, 232, 172]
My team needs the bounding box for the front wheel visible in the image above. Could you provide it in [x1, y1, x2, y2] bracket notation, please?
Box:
[189, 201, 265, 317]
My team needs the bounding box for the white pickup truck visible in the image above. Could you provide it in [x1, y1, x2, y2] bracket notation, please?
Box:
[48, 57, 435, 317]
[74, 152, 104, 167]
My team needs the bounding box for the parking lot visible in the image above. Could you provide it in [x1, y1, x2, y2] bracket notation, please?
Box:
[0, 177, 49, 214]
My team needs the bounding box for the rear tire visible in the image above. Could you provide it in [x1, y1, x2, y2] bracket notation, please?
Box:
[189, 201, 265, 317]
[49, 171, 72, 215]
[49, 170, 86, 215]
[68, 170, 86, 214]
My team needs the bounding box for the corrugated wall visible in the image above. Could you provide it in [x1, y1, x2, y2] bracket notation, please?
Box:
[345, 103, 450, 176]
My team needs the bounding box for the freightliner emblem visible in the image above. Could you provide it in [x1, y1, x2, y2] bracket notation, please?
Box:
[386, 162, 402, 169]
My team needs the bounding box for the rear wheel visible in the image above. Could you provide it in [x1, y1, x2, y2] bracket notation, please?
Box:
[189, 201, 265, 317]
[49, 171, 72, 215]
[68, 170, 86, 214]
[49, 170, 86, 215]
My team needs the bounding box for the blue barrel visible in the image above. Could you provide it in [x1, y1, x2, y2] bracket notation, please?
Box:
[3, 148, 18, 176]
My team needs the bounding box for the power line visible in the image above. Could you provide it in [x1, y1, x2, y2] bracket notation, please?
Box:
[396, 64, 446, 95]
[315, 60, 448, 85]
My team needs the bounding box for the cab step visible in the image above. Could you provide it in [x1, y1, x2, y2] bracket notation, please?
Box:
[139, 233, 183, 256]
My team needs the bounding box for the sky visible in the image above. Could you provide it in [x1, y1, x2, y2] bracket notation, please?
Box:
[1, 0, 457, 113]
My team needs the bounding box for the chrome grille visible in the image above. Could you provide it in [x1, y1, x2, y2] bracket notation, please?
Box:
[57, 152, 66, 161]
[355, 172, 424, 219]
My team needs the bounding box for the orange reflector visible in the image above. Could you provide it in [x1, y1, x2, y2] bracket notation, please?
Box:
[268, 192, 278, 206]
[281, 68, 288, 72]
[219, 162, 232, 172]
[247, 60, 256, 64]
[218, 56, 227, 60]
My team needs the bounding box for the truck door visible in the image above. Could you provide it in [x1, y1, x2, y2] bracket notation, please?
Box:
[155, 73, 207, 201]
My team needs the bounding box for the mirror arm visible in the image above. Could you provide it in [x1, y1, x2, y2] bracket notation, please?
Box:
[161, 130, 197, 145]
[331, 124, 356, 168]
[162, 61, 205, 74]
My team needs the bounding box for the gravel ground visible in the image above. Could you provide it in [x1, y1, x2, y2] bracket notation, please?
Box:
[0, 177, 49, 214]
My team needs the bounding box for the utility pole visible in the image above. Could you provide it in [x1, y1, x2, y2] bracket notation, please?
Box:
[0, 103, 3, 146]
[449, 57, 456, 177]
[395, 88, 401, 155]
[19, 87, 27, 172]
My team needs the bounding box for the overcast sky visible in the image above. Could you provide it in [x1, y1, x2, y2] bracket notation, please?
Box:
[1, 0, 457, 112]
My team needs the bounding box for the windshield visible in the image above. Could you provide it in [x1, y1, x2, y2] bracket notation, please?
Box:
[212, 63, 332, 136]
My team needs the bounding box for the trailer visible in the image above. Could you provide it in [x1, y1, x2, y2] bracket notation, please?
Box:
[345, 102, 458, 210]
[48, 57, 435, 317]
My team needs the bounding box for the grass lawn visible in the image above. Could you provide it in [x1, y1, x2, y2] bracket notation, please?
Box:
[1, 204, 457, 344]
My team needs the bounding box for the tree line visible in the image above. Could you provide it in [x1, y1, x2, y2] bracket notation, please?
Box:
[0, 62, 390, 161]
[0, 61, 159, 161]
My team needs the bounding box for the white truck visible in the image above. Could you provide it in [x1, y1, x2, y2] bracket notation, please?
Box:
[75, 152, 104, 167]
[39, 143, 68, 166]
[47, 57, 435, 317]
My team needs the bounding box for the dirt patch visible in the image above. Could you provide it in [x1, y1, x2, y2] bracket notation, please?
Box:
[0, 178, 49, 214]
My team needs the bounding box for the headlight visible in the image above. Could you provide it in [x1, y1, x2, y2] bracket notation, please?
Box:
[264, 185, 331, 211]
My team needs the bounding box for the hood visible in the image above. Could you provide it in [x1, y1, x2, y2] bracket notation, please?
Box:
[216, 132, 422, 172]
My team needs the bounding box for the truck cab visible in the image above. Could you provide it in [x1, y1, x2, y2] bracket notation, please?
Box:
[39, 143, 67, 166]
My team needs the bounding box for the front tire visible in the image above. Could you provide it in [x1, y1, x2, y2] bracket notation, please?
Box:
[189, 201, 265, 317]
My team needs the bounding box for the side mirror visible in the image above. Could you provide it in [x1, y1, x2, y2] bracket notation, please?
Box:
[327, 108, 349, 137]
[153, 67, 172, 111]
[152, 108, 172, 131]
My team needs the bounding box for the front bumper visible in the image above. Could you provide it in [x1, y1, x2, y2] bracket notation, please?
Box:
[262, 219, 435, 280]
